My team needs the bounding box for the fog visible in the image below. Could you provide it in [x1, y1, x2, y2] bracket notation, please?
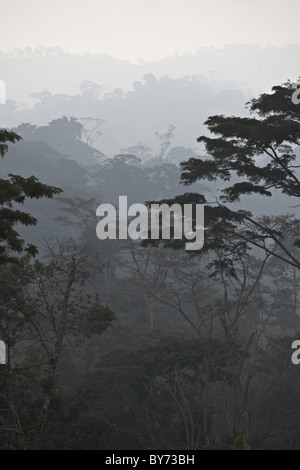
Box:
[1, 0, 300, 453]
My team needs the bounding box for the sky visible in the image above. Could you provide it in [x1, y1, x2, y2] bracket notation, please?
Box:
[1, 0, 300, 62]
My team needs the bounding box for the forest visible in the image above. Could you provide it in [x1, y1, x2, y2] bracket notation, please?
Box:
[1, 75, 300, 451]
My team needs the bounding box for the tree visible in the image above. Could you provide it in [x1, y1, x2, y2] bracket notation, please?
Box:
[55, 196, 121, 297]
[140, 80, 300, 447]
[176, 80, 300, 270]
[0, 238, 114, 449]
[83, 336, 233, 450]
[79, 81, 102, 100]
[120, 141, 154, 163]
[76, 117, 105, 147]
[165, 146, 197, 166]
[155, 124, 176, 159]
[130, 216, 300, 447]
[0, 129, 62, 263]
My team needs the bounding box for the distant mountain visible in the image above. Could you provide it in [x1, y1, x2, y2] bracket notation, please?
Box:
[2, 122, 209, 247]
[1, 44, 299, 156]
[11, 117, 105, 166]
[1, 44, 299, 105]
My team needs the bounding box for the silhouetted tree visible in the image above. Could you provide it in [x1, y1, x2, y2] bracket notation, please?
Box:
[0, 129, 61, 263]
[177, 80, 300, 269]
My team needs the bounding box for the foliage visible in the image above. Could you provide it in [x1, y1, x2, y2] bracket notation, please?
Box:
[0, 129, 62, 262]
[177, 80, 300, 269]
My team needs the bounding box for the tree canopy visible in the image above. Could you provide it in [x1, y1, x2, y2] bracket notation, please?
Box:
[154, 80, 300, 273]
[0, 129, 62, 262]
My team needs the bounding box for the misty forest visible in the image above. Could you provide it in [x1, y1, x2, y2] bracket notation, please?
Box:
[1, 47, 300, 451]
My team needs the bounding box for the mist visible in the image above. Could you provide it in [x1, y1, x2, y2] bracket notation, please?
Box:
[1, 0, 300, 453]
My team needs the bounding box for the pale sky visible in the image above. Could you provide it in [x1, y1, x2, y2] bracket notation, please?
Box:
[1, 0, 300, 62]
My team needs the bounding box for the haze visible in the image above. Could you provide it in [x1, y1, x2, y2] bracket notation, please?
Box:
[2, 0, 300, 62]
[2, 0, 300, 453]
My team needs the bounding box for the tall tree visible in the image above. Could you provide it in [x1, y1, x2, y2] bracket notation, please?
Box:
[0, 129, 61, 263]
[0, 238, 114, 449]
[164, 80, 300, 271]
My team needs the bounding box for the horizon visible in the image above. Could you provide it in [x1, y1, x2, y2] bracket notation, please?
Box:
[1, 41, 300, 63]
[2, 0, 300, 63]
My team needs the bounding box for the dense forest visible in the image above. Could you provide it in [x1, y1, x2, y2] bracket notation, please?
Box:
[1, 74, 300, 451]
